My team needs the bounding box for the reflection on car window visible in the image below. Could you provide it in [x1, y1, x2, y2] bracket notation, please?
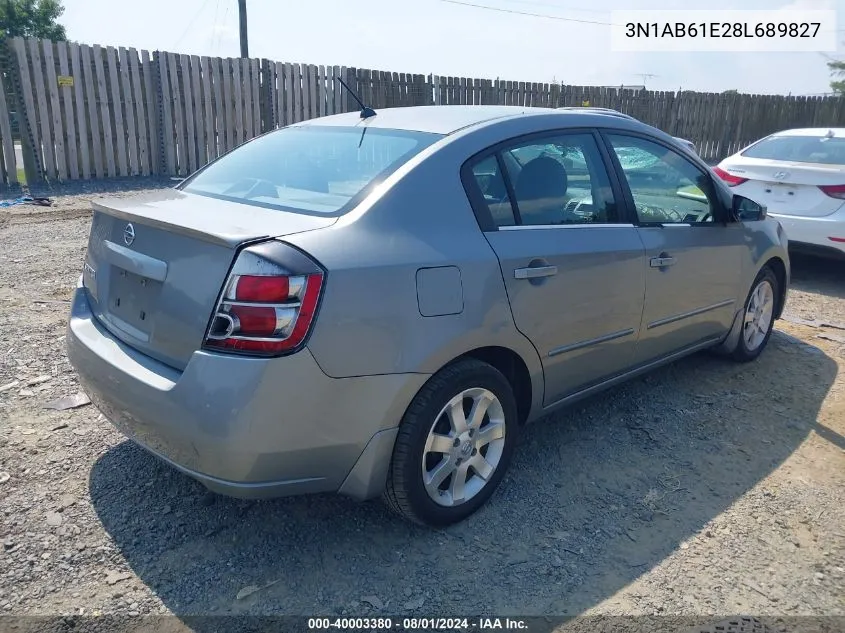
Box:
[613, 147, 660, 170]
[495, 133, 616, 226]
[471, 156, 516, 227]
[607, 135, 715, 225]
[181, 126, 441, 216]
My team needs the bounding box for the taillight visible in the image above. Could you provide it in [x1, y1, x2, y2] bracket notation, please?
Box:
[232, 275, 290, 302]
[818, 184, 845, 200]
[203, 243, 325, 356]
[713, 166, 748, 187]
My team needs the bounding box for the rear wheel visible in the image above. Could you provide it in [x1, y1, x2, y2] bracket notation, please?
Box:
[383, 359, 518, 527]
[731, 266, 779, 362]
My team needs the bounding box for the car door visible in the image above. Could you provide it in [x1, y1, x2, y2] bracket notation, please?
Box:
[602, 132, 746, 365]
[463, 130, 647, 407]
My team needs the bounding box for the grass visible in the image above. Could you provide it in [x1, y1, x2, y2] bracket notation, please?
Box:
[16, 168, 25, 185]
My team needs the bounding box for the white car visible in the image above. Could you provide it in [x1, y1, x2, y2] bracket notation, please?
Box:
[715, 128, 845, 259]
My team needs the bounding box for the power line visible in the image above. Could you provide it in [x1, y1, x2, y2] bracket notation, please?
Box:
[214, 4, 230, 53]
[209, 0, 222, 50]
[482, 0, 610, 16]
[173, 0, 214, 49]
[437, 0, 613, 26]
[440, 2, 845, 34]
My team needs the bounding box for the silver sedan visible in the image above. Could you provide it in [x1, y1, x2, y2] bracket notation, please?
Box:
[67, 105, 789, 526]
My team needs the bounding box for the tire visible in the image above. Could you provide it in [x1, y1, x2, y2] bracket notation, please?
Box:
[731, 266, 779, 363]
[383, 358, 519, 527]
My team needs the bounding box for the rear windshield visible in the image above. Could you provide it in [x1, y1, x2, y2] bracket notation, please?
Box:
[180, 126, 442, 215]
[741, 135, 845, 165]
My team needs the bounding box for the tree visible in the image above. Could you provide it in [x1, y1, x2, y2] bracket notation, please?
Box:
[0, 0, 66, 41]
[829, 59, 845, 95]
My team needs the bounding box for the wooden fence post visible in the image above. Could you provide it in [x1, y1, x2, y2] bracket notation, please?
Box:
[0, 70, 17, 186]
[261, 58, 275, 132]
[152, 51, 166, 175]
[7, 38, 42, 184]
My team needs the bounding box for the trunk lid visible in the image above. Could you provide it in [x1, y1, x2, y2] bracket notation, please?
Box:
[81, 189, 336, 370]
[723, 158, 845, 218]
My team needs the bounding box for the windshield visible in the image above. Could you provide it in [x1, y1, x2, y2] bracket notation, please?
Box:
[180, 126, 442, 215]
[741, 135, 845, 165]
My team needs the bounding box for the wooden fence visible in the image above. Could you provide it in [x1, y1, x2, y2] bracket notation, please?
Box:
[0, 68, 16, 186]
[2, 35, 845, 187]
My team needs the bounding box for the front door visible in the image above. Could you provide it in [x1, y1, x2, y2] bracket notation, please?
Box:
[603, 133, 744, 365]
[465, 130, 646, 406]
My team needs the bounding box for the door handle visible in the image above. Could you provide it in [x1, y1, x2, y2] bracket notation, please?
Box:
[649, 256, 676, 268]
[514, 265, 558, 279]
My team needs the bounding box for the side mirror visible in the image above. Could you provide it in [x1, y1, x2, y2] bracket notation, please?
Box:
[732, 194, 767, 222]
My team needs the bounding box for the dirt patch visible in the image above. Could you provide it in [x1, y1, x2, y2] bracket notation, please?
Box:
[0, 195, 843, 625]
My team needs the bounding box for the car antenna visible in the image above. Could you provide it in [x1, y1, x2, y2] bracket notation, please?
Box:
[335, 77, 377, 119]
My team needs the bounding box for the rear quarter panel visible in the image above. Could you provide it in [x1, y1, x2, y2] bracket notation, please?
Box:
[286, 139, 541, 377]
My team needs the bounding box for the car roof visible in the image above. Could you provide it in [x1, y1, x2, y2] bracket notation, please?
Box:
[768, 128, 845, 138]
[556, 106, 635, 119]
[292, 104, 634, 135]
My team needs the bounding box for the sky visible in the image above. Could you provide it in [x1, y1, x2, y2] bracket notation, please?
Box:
[60, 0, 844, 96]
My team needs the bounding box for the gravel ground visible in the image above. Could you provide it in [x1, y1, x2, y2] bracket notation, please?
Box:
[0, 182, 844, 632]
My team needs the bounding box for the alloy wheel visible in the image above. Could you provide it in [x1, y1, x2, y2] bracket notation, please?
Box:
[421, 387, 506, 507]
[743, 279, 775, 351]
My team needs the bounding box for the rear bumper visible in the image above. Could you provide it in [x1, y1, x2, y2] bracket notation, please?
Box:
[770, 209, 845, 256]
[67, 287, 428, 500]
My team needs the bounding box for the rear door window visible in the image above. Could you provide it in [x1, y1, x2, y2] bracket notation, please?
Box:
[502, 133, 618, 226]
[470, 156, 516, 227]
[180, 126, 442, 216]
[465, 132, 619, 228]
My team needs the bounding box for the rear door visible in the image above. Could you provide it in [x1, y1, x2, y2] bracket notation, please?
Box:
[602, 132, 744, 365]
[463, 130, 646, 406]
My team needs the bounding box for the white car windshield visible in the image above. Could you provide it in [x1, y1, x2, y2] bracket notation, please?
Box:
[181, 126, 442, 215]
[742, 135, 845, 165]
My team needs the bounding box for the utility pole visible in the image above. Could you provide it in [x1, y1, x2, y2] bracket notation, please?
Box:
[238, 0, 249, 58]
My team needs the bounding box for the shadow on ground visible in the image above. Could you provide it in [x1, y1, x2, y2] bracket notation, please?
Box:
[789, 252, 845, 301]
[89, 331, 836, 622]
